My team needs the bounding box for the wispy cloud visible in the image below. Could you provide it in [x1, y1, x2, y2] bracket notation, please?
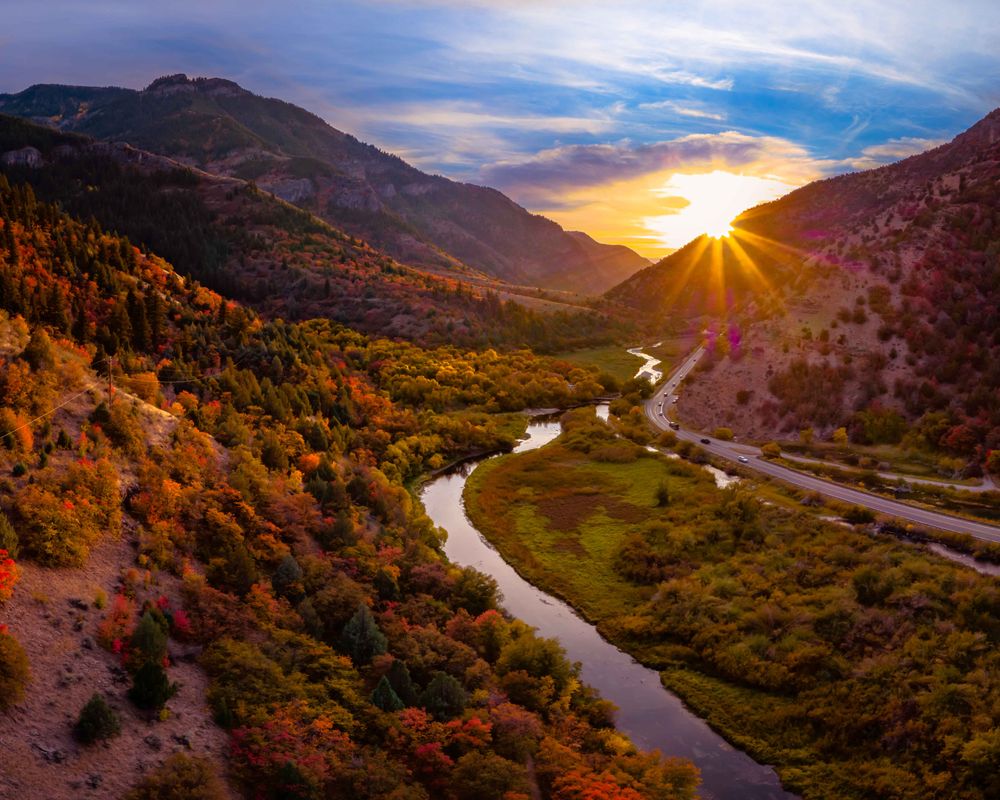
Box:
[0, 0, 997, 255]
[637, 100, 727, 121]
[482, 131, 827, 205]
[847, 136, 945, 170]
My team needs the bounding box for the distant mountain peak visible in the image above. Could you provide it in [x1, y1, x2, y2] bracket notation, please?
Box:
[145, 74, 248, 97]
[0, 75, 648, 293]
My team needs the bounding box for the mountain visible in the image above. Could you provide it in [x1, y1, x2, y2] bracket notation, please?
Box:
[0, 113, 633, 352]
[0, 74, 649, 294]
[609, 108, 1000, 465]
[0, 149, 700, 798]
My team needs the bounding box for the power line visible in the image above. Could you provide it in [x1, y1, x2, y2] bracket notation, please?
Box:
[0, 386, 95, 444]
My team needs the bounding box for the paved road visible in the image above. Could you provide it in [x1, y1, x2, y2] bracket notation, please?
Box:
[644, 349, 1000, 544]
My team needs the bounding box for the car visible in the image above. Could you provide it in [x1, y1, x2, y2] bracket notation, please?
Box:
[699, 438, 710, 444]
[672, 397, 679, 403]
[668, 422, 680, 430]
[738, 455, 749, 463]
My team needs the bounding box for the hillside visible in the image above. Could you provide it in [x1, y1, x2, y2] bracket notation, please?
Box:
[0, 170, 698, 799]
[610, 108, 1000, 470]
[0, 113, 632, 353]
[0, 75, 649, 294]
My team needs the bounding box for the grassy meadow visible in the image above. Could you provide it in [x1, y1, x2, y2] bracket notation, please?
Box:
[463, 408, 1000, 800]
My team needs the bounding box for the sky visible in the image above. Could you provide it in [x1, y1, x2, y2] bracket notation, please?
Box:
[2, 1, 1000, 258]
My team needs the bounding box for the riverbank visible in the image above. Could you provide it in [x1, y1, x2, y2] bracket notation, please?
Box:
[421, 410, 795, 800]
[461, 409, 1000, 800]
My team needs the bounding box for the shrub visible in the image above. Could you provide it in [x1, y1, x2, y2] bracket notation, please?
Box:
[761, 442, 781, 459]
[844, 506, 876, 525]
[0, 628, 30, 709]
[0, 549, 20, 603]
[74, 693, 121, 743]
[0, 512, 18, 558]
[450, 751, 529, 800]
[713, 427, 735, 441]
[124, 753, 228, 800]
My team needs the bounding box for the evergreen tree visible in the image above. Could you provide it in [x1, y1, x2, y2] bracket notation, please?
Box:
[128, 660, 178, 710]
[129, 610, 168, 670]
[419, 671, 467, 720]
[74, 693, 121, 743]
[386, 659, 418, 707]
[271, 554, 303, 599]
[21, 327, 55, 370]
[370, 675, 404, 712]
[339, 603, 387, 664]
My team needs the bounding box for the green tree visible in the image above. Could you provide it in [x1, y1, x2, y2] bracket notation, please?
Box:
[74, 693, 121, 743]
[386, 659, 418, 707]
[339, 604, 387, 664]
[419, 671, 467, 720]
[370, 675, 404, 712]
[128, 660, 178, 710]
[21, 327, 55, 370]
[272, 554, 303, 599]
[129, 610, 168, 671]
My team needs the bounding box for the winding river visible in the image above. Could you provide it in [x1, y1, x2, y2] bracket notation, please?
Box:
[421, 408, 796, 800]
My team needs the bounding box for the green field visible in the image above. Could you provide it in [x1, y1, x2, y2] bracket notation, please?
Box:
[551, 344, 645, 384]
[553, 333, 701, 387]
[463, 410, 1000, 800]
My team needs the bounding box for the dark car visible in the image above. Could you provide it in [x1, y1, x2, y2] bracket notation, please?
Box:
[668, 422, 680, 430]
[699, 438, 711, 444]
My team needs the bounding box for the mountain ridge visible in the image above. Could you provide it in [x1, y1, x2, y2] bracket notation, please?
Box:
[611, 105, 1000, 467]
[0, 74, 649, 294]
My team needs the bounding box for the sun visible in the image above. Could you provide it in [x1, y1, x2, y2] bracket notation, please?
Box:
[643, 170, 794, 248]
[704, 219, 734, 239]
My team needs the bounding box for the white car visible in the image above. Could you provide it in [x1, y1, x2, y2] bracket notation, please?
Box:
[738, 455, 749, 463]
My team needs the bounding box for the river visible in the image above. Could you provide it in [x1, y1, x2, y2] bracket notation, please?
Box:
[628, 342, 664, 383]
[420, 408, 796, 800]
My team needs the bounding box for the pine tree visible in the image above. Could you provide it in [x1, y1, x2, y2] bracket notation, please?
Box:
[339, 604, 387, 664]
[128, 660, 178, 710]
[74, 693, 121, 743]
[370, 675, 404, 712]
[21, 327, 55, 370]
[419, 671, 467, 720]
[386, 659, 418, 707]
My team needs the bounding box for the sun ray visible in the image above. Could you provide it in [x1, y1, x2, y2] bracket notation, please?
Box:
[725, 230, 780, 302]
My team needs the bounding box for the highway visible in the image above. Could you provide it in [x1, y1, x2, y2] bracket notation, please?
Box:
[643, 347, 1000, 545]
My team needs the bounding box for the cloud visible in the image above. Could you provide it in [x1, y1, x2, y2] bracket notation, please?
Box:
[847, 136, 945, 169]
[477, 131, 829, 257]
[481, 131, 825, 206]
[637, 100, 726, 121]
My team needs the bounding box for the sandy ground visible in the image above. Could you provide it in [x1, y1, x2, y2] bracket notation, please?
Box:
[0, 525, 237, 800]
